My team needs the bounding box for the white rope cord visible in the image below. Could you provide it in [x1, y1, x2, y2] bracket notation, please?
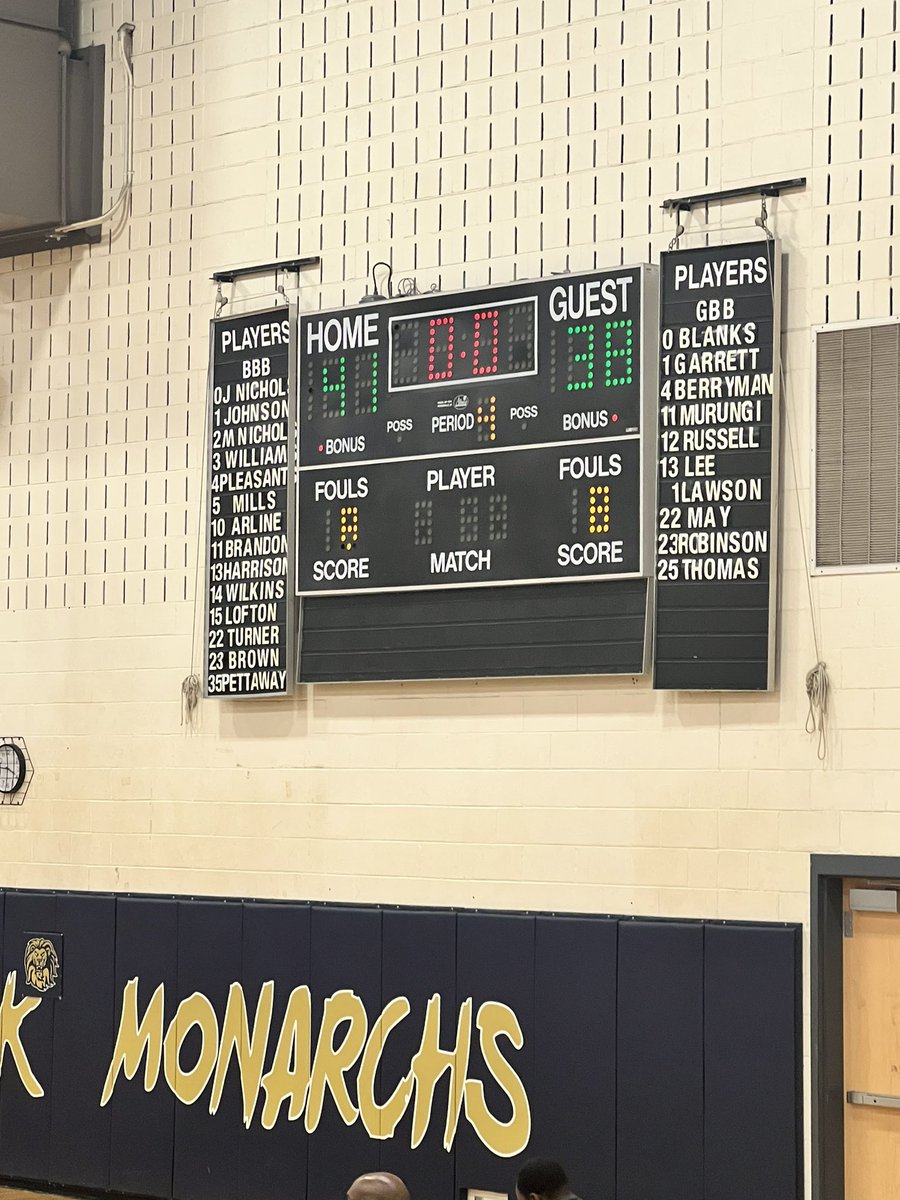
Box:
[805, 661, 829, 761]
[181, 674, 202, 731]
[764, 216, 831, 761]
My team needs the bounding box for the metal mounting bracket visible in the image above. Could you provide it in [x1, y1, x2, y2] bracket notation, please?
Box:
[661, 177, 807, 213]
[211, 257, 321, 285]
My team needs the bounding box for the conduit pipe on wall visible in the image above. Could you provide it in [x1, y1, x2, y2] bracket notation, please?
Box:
[52, 21, 134, 237]
[58, 35, 70, 226]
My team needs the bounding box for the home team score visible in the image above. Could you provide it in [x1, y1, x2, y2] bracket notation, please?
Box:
[297, 267, 652, 594]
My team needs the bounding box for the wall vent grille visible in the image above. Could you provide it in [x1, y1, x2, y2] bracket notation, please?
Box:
[815, 322, 900, 568]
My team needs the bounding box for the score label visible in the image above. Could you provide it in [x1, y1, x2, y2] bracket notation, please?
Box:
[205, 309, 294, 698]
[653, 240, 779, 691]
[297, 267, 655, 595]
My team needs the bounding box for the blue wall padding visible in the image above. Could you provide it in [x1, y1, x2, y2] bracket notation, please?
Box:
[0, 891, 801, 1200]
[378, 908, 457, 1199]
[616, 921, 704, 1200]
[108, 897, 178, 1195]
[533, 915, 618, 1200]
[108, 897, 178, 1196]
[704, 923, 801, 1200]
[306, 906, 384, 1200]
[171, 900, 244, 1200]
[237, 901, 312, 1200]
[49, 892, 115, 1189]
[0, 891, 57, 1182]
[454, 911, 536, 1198]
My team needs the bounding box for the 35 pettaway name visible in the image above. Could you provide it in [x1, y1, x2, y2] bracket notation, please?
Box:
[207, 670, 288, 694]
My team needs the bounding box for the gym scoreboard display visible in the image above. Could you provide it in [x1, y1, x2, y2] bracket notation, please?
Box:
[297, 267, 656, 594]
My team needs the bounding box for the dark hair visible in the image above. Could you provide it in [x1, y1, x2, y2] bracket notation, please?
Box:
[516, 1159, 569, 1199]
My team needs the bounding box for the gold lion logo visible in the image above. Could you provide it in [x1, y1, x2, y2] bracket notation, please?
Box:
[24, 937, 59, 993]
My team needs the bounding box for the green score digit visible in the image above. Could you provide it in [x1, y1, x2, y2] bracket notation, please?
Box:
[322, 355, 347, 417]
[604, 319, 633, 388]
[353, 350, 379, 416]
[566, 324, 595, 391]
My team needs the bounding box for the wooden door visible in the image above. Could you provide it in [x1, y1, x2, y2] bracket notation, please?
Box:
[844, 881, 900, 1197]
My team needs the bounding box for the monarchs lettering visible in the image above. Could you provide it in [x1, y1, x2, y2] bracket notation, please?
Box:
[101, 980, 531, 1157]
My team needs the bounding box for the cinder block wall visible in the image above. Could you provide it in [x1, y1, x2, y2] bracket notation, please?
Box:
[0, 0, 893, 934]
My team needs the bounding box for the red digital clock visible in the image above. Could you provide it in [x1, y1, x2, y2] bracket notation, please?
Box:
[389, 297, 537, 391]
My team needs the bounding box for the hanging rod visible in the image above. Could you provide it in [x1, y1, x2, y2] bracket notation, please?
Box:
[661, 178, 807, 213]
[211, 256, 321, 284]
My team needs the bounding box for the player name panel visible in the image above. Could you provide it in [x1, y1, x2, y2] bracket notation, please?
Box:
[653, 240, 780, 691]
[297, 267, 655, 595]
[205, 309, 294, 697]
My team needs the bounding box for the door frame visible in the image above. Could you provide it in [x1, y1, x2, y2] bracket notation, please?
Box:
[811, 854, 900, 1200]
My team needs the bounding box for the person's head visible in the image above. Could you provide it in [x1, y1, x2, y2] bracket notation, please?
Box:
[347, 1173, 410, 1200]
[515, 1159, 570, 1200]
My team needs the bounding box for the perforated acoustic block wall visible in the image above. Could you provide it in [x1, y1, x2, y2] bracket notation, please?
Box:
[0, 0, 898, 1009]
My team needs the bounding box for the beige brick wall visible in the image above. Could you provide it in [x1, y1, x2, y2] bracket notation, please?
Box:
[0, 0, 896, 962]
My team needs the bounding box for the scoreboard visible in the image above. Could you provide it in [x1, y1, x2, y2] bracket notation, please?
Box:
[297, 268, 656, 595]
[202, 249, 781, 691]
